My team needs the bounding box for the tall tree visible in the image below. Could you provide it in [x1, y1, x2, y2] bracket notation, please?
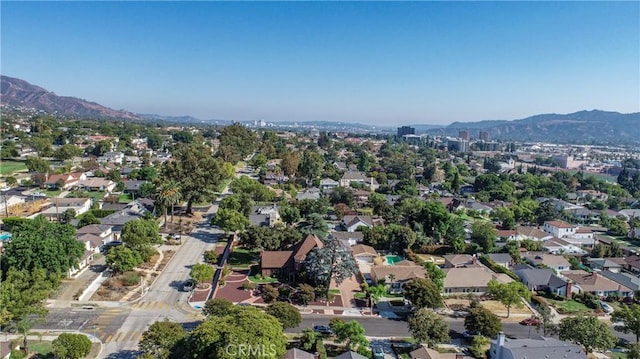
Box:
[612, 304, 640, 343]
[304, 237, 358, 298]
[408, 308, 450, 348]
[121, 218, 161, 259]
[280, 151, 301, 177]
[265, 302, 302, 329]
[464, 307, 502, 338]
[217, 123, 257, 163]
[403, 278, 442, 309]
[329, 318, 369, 352]
[298, 150, 325, 182]
[160, 143, 233, 214]
[190, 263, 215, 286]
[211, 208, 249, 233]
[202, 298, 237, 318]
[138, 320, 186, 359]
[424, 262, 446, 291]
[156, 181, 182, 228]
[25, 156, 50, 174]
[559, 315, 617, 353]
[487, 280, 531, 318]
[470, 221, 498, 253]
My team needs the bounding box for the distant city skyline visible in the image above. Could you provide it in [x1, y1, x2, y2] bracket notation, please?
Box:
[2, 2, 638, 125]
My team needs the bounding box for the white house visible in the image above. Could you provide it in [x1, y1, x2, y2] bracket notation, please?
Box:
[543, 220, 577, 238]
[339, 171, 379, 190]
[32, 197, 92, 221]
[342, 215, 373, 232]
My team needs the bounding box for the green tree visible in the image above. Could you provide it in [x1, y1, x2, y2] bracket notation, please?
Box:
[53, 144, 82, 161]
[265, 302, 302, 329]
[121, 218, 160, 260]
[612, 304, 640, 343]
[303, 237, 358, 298]
[298, 213, 329, 239]
[77, 212, 100, 228]
[299, 328, 317, 351]
[25, 156, 50, 173]
[52, 333, 92, 359]
[559, 315, 617, 353]
[464, 306, 502, 338]
[471, 221, 498, 253]
[280, 206, 301, 226]
[424, 262, 446, 291]
[280, 151, 301, 177]
[190, 263, 214, 286]
[403, 278, 442, 309]
[298, 150, 325, 182]
[91, 140, 112, 156]
[160, 143, 232, 214]
[138, 320, 187, 359]
[329, 318, 369, 351]
[185, 307, 286, 358]
[0, 269, 52, 327]
[487, 279, 531, 318]
[408, 308, 450, 348]
[211, 208, 249, 233]
[156, 181, 182, 228]
[60, 208, 77, 224]
[296, 284, 316, 305]
[364, 283, 386, 315]
[202, 298, 237, 318]
[138, 182, 156, 199]
[217, 123, 257, 164]
[1, 216, 84, 278]
[106, 246, 142, 274]
[250, 153, 268, 169]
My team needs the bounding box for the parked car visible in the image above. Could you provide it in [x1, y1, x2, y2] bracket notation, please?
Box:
[519, 317, 541, 326]
[600, 301, 614, 314]
[313, 325, 333, 335]
[462, 330, 479, 338]
[183, 279, 195, 292]
[372, 346, 384, 359]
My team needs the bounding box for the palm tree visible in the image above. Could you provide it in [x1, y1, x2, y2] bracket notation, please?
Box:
[366, 284, 386, 315]
[156, 181, 182, 229]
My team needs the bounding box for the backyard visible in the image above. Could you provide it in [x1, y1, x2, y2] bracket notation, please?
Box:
[228, 247, 260, 269]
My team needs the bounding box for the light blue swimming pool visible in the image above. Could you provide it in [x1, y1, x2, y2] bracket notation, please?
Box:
[0, 232, 12, 241]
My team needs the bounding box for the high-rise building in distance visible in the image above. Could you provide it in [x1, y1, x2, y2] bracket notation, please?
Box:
[397, 126, 415, 137]
[479, 131, 489, 141]
[458, 130, 470, 141]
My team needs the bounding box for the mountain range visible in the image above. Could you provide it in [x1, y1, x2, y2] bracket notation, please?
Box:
[1, 75, 638, 144]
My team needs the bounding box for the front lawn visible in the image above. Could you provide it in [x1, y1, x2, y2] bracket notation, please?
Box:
[118, 193, 133, 203]
[549, 299, 592, 314]
[43, 189, 62, 197]
[228, 247, 260, 268]
[67, 190, 106, 201]
[247, 265, 279, 283]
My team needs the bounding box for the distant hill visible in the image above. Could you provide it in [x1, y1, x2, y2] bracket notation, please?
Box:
[426, 110, 640, 144]
[1, 75, 140, 120]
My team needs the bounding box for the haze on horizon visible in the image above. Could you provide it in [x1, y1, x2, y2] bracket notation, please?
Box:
[1, 2, 638, 126]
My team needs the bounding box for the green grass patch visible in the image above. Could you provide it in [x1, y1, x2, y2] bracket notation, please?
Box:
[228, 247, 260, 268]
[329, 289, 341, 295]
[549, 299, 591, 314]
[118, 193, 133, 203]
[0, 160, 27, 175]
[354, 292, 367, 299]
[43, 189, 62, 197]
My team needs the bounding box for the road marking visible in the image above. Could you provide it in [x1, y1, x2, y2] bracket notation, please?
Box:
[149, 302, 159, 310]
[104, 334, 113, 343]
[127, 330, 140, 342]
[113, 332, 123, 342]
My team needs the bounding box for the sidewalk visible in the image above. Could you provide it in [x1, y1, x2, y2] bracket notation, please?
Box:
[50, 256, 106, 301]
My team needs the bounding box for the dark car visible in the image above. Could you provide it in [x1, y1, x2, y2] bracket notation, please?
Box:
[372, 345, 384, 359]
[519, 317, 541, 326]
[183, 279, 195, 292]
[313, 325, 333, 335]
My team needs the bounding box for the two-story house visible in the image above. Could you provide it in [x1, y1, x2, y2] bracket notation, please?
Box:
[543, 220, 577, 238]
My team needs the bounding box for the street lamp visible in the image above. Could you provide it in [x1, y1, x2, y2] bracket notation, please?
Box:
[92, 324, 97, 338]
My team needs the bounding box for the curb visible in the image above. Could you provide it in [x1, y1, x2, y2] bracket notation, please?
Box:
[128, 241, 184, 304]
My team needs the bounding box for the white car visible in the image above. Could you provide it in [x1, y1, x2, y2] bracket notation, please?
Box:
[600, 301, 614, 314]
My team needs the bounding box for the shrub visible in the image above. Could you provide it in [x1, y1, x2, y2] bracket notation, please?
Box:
[316, 339, 327, 359]
[242, 282, 256, 291]
[204, 250, 220, 265]
[123, 271, 141, 286]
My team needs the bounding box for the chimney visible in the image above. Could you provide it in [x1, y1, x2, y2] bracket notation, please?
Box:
[566, 282, 572, 299]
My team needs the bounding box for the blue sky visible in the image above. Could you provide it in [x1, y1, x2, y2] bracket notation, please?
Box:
[2, 1, 638, 125]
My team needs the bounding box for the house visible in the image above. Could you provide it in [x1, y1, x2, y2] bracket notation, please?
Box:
[629, 227, 640, 239]
[44, 172, 85, 189]
[489, 332, 585, 359]
[97, 151, 124, 164]
[617, 209, 640, 221]
[296, 188, 321, 201]
[123, 180, 148, 195]
[248, 205, 280, 227]
[496, 230, 516, 241]
[522, 252, 571, 272]
[339, 171, 379, 190]
[543, 220, 577, 238]
[333, 351, 368, 359]
[351, 244, 378, 263]
[442, 266, 513, 295]
[515, 268, 571, 297]
[564, 270, 634, 298]
[542, 238, 586, 255]
[410, 346, 467, 359]
[514, 226, 553, 242]
[260, 234, 324, 278]
[599, 270, 640, 293]
[587, 257, 625, 273]
[486, 253, 513, 268]
[464, 200, 492, 214]
[319, 178, 339, 191]
[32, 197, 92, 221]
[625, 255, 640, 276]
[75, 178, 116, 192]
[566, 208, 600, 225]
[442, 254, 477, 268]
[282, 348, 315, 359]
[369, 260, 426, 294]
[0, 195, 25, 213]
[100, 200, 150, 233]
[342, 215, 373, 232]
[77, 224, 114, 244]
[331, 231, 364, 246]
